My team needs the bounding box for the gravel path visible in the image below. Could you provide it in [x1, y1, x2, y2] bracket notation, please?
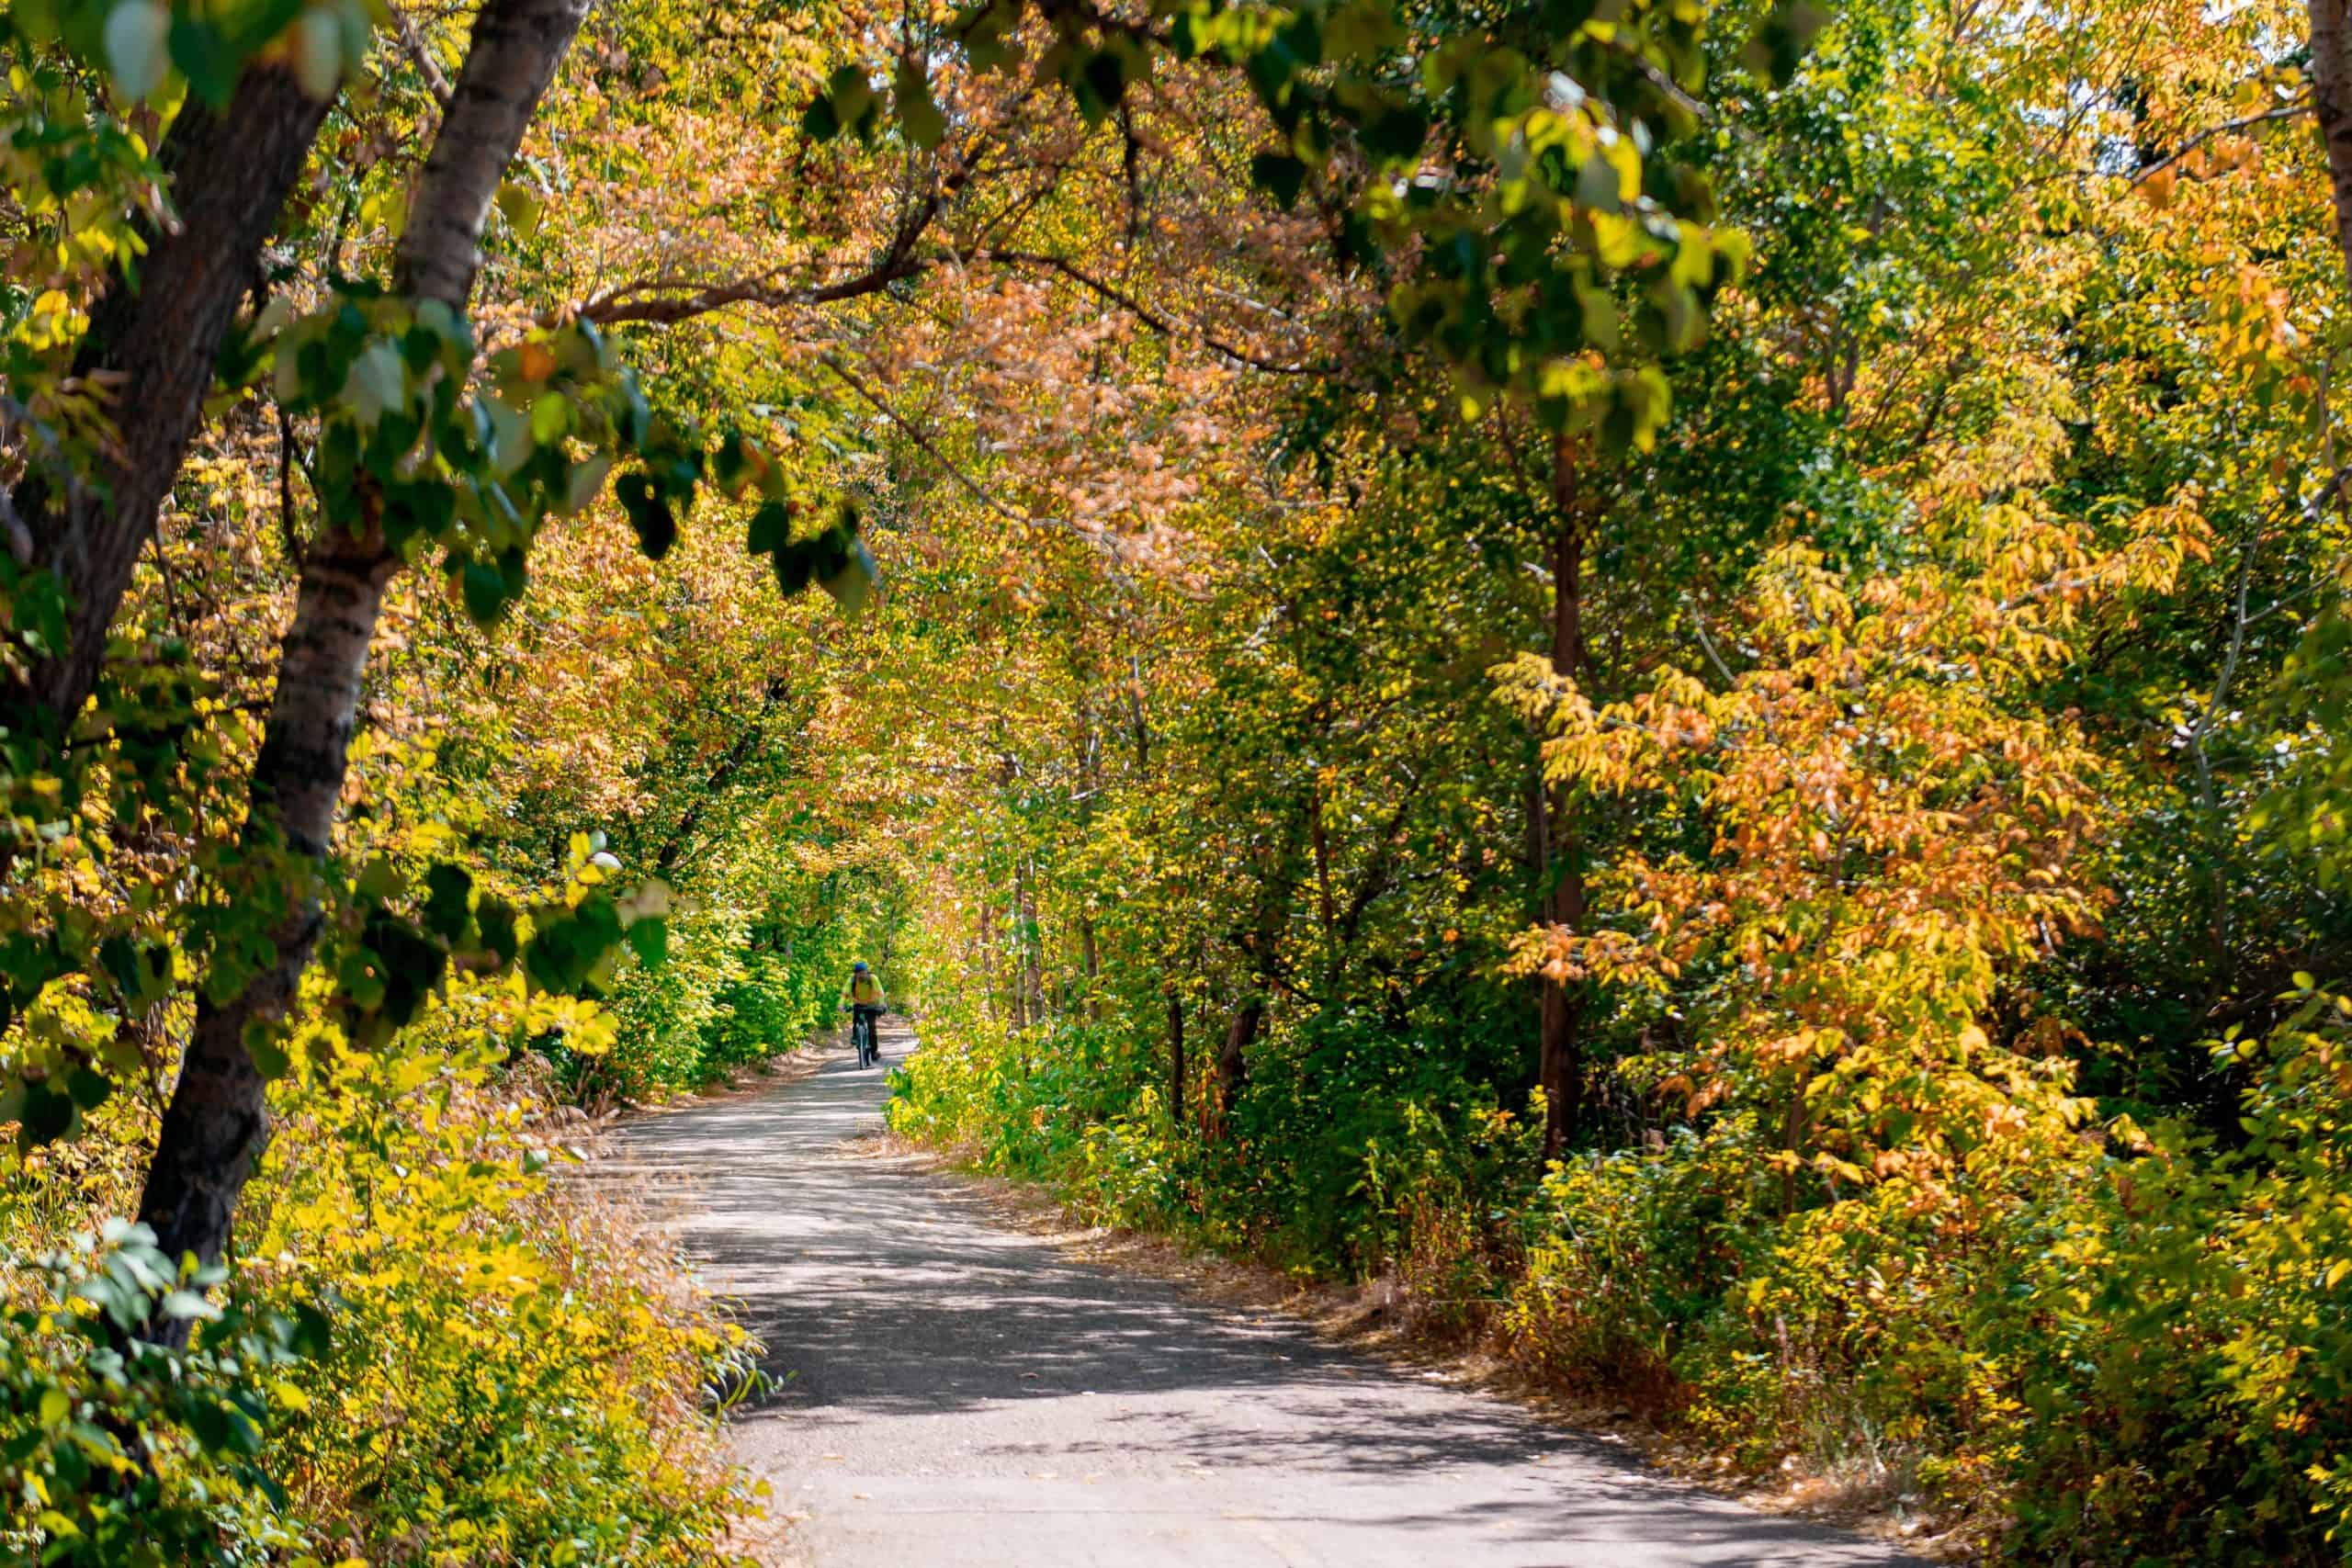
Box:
[609, 1020, 1921, 1567]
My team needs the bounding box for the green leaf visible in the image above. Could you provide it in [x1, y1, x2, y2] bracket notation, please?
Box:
[289, 7, 343, 99]
[529, 391, 572, 444]
[495, 181, 547, 241]
[711, 432, 759, 496]
[168, 15, 239, 105]
[424, 863, 473, 942]
[289, 1301, 334, 1357]
[104, 1, 171, 100]
[245, 1024, 291, 1086]
[13, 0, 58, 43]
[618, 472, 678, 559]
[1250, 152, 1308, 209]
[18, 1080, 74, 1145]
[460, 558, 510, 626]
[474, 899, 520, 966]
[819, 536, 880, 617]
[482, 394, 535, 476]
[895, 61, 946, 149]
[1575, 154, 1623, 215]
[1745, 0, 1826, 85]
[337, 950, 387, 1011]
[746, 499, 794, 556]
[563, 455, 614, 515]
[1360, 105, 1430, 163]
[344, 341, 407, 429]
[64, 1066, 111, 1112]
[810, 63, 878, 141]
[162, 1289, 220, 1322]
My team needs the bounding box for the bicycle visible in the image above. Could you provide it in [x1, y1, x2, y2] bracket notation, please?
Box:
[850, 1004, 885, 1068]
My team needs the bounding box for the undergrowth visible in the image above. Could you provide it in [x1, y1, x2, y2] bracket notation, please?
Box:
[890, 981, 2352, 1563]
[0, 977, 763, 1566]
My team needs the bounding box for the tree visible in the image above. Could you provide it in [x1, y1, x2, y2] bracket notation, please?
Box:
[131, 0, 598, 1332]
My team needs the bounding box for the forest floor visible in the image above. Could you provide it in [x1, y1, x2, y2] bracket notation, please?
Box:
[605, 1018, 1927, 1567]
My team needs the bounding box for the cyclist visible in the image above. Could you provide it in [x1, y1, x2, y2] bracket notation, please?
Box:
[846, 961, 888, 1066]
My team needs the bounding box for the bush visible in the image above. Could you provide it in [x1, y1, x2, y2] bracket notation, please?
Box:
[892, 954, 2352, 1563]
[0, 1224, 323, 1567]
[251, 1020, 761, 1566]
[594, 870, 878, 1100]
[2, 979, 762, 1566]
[1493, 983, 2352, 1562]
[888, 991, 1544, 1313]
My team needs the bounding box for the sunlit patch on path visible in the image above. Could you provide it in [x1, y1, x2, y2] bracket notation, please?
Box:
[607, 1020, 1918, 1567]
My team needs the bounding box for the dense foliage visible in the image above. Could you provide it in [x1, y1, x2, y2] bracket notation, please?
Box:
[880, 0, 2352, 1561]
[0, 0, 2348, 1557]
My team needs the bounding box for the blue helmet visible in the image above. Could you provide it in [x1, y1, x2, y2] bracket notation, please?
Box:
[853, 960, 869, 973]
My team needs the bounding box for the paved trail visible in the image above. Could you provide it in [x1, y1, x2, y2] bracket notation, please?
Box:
[610, 1020, 1919, 1568]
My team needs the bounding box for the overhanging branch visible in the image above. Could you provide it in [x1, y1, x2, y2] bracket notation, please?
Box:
[559, 245, 1322, 376]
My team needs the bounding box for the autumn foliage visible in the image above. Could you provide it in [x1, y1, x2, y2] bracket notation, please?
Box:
[0, 0, 2349, 1557]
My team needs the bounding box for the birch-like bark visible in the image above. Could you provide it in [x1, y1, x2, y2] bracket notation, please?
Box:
[135, 0, 593, 1336]
[135, 525, 397, 1309]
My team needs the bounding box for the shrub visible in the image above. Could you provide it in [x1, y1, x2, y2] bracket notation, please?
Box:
[2, 980, 762, 1566]
[0, 1224, 323, 1567]
[251, 1021, 761, 1566]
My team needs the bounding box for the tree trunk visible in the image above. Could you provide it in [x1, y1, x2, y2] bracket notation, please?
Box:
[2312, 0, 2352, 289]
[389, 0, 592, 308]
[1128, 680, 1152, 772]
[1166, 987, 1186, 1125]
[1016, 857, 1046, 1025]
[1212, 998, 1261, 1129]
[1538, 434, 1593, 1160]
[1079, 913, 1101, 1021]
[653, 672, 793, 874]
[978, 899, 1001, 1022]
[135, 523, 398, 1324]
[132, 0, 592, 1335]
[15, 68, 333, 735]
[1205, 831, 1298, 1137]
[1309, 787, 1339, 981]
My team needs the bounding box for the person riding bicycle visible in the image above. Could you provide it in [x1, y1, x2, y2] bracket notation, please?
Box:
[846, 961, 888, 1066]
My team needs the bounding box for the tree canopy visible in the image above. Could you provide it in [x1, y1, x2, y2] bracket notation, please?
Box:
[2, 0, 2351, 1558]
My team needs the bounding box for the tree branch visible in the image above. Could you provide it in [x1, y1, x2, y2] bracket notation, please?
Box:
[559, 254, 925, 327]
[970, 247, 1322, 374]
[819, 355, 1035, 532]
[567, 244, 1323, 378]
[390, 2, 456, 111]
[2129, 98, 2311, 186]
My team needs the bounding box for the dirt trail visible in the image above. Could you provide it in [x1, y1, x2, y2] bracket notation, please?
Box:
[606, 1019, 1921, 1567]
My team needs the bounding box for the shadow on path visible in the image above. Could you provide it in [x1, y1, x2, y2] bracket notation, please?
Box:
[606, 1021, 1921, 1568]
